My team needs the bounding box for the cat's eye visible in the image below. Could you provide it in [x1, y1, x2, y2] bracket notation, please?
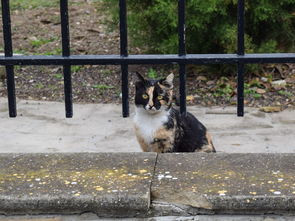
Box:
[157, 95, 163, 100]
[142, 94, 148, 99]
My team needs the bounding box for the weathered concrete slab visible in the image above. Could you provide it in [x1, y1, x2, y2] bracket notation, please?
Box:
[151, 153, 295, 216]
[1, 98, 295, 153]
[0, 153, 157, 217]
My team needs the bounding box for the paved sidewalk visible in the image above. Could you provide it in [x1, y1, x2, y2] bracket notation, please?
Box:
[0, 98, 295, 153]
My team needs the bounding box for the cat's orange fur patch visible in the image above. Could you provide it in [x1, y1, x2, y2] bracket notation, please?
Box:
[146, 86, 154, 107]
[151, 126, 175, 153]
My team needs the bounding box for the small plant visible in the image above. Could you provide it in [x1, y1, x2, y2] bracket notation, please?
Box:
[147, 68, 158, 79]
[278, 90, 293, 97]
[40, 48, 62, 56]
[212, 77, 234, 98]
[101, 69, 112, 75]
[92, 84, 114, 90]
[244, 83, 262, 99]
[30, 38, 56, 48]
[71, 66, 83, 73]
[53, 73, 63, 79]
[35, 83, 45, 89]
[253, 93, 262, 99]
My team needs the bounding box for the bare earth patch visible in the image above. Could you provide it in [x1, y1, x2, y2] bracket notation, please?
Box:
[0, 0, 294, 110]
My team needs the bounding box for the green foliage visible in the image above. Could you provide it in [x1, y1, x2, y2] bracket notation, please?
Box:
[30, 38, 57, 48]
[40, 48, 62, 56]
[147, 68, 158, 79]
[212, 77, 234, 98]
[9, 0, 59, 10]
[9, 0, 82, 10]
[53, 73, 63, 79]
[102, 0, 295, 74]
[71, 66, 83, 73]
[278, 90, 293, 97]
[92, 84, 114, 90]
[244, 83, 261, 99]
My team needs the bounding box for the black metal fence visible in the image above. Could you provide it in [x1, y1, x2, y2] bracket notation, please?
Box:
[1, 0, 295, 118]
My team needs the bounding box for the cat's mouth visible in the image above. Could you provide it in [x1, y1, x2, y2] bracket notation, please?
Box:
[144, 106, 161, 114]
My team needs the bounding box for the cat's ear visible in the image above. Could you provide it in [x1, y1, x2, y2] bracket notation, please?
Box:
[160, 73, 174, 89]
[135, 72, 146, 90]
[135, 72, 145, 83]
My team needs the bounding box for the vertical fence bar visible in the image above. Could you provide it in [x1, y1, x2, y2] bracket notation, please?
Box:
[1, 0, 16, 117]
[60, 0, 73, 118]
[237, 0, 245, 117]
[119, 0, 129, 118]
[178, 0, 186, 116]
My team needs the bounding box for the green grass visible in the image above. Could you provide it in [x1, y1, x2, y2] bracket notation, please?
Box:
[92, 84, 114, 90]
[71, 66, 83, 73]
[9, 0, 84, 10]
[35, 83, 45, 89]
[10, 0, 60, 10]
[53, 73, 63, 79]
[278, 90, 293, 97]
[38, 48, 62, 56]
[101, 69, 112, 75]
[30, 37, 57, 48]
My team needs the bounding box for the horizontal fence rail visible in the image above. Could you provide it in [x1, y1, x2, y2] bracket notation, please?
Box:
[1, 54, 295, 65]
[1, 0, 295, 118]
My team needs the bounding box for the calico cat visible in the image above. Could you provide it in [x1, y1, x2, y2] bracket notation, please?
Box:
[133, 72, 216, 153]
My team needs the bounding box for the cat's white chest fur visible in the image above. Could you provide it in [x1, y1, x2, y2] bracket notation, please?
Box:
[133, 107, 169, 145]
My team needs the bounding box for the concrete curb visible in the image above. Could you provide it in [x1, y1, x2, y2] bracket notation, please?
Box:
[0, 153, 157, 217]
[0, 153, 295, 217]
[151, 153, 295, 216]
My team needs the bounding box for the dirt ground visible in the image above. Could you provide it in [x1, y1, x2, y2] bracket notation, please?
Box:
[0, 0, 294, 110]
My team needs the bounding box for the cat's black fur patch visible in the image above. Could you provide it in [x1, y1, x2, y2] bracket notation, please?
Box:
[170, 107, 213, 152]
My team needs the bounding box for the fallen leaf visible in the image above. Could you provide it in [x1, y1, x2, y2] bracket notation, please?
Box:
[206, 80, 215, 86]
[196, 76, 207, 81]
[271, 80, 286, 87]
[256, 88, 266, 94]
[87, 28, 100, 33]
[259, 106, 282, 113]
[186, 95, 194, 101]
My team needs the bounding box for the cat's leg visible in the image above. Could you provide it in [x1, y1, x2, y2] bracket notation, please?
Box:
[136, 135, 150, 152]
[151, 138, 173, 153]
[152, 127, 175, 153]
[134, 126, 150, 152]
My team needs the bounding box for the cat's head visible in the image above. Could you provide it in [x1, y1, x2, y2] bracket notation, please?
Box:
[135, 72, 174, 114]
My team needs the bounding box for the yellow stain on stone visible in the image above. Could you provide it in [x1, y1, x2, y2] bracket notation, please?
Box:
[95, 186, 104, 191]
[139, 169, 147, 174]
[217, 190, 227, 194]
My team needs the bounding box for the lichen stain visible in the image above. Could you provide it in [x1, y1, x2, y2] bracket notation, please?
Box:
[0, 166, 153, 194]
